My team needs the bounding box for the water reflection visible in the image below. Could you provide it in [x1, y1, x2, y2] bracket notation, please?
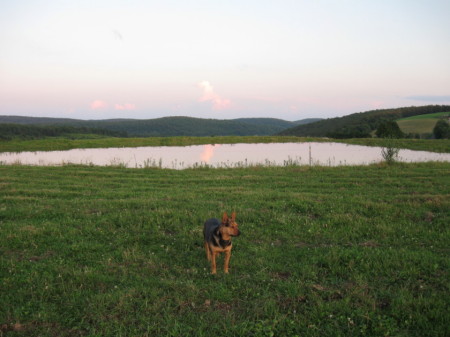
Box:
[200, 144, 220, 163]
[1, 142, 449, 169]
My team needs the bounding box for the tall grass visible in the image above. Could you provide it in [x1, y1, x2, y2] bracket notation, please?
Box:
[1, 163, 449, 336]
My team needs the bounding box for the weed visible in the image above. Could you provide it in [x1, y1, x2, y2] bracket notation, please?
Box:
[381, 140, 400, 164]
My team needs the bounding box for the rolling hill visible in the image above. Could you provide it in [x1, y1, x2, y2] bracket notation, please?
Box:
[278, 105, 450, 138]
[0, 116, 321, 138]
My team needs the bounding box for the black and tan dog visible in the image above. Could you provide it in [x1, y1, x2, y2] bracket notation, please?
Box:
[203, 212, 241, 274]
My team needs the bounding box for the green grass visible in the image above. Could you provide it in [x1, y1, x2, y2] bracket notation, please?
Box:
[397, 112, 450, 121]
[396, 112, 450, 135]
[1, 135, 450, 153]
[0, 136, 303, 153]
[1, 163, 449, 336]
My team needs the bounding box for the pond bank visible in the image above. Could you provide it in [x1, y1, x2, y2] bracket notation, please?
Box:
[1, 136, 450, 153]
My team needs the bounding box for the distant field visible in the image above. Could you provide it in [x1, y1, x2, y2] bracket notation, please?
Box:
[397, 112, 450, 135]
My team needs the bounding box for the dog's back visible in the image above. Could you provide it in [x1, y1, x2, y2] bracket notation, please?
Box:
[203, 218, 220, 243]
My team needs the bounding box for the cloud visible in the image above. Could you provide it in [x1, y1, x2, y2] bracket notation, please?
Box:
[198, 81, 231, 110]
[115, 103, 136, 110]
[112, 29, 123, 40]
[406, 95, 450, 102]
[90, 100, 108, 110]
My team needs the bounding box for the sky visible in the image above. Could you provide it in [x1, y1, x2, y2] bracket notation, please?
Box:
[1, 0, 450, 121]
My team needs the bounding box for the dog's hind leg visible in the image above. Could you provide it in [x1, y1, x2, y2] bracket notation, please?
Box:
[204, 242, 211, 261]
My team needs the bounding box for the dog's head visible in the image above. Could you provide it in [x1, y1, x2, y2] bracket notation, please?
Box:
[221, 212, 240, 237]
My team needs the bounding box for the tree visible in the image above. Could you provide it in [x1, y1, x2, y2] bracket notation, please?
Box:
[375, 120, 404, 138]
[433, 119, 450, 139]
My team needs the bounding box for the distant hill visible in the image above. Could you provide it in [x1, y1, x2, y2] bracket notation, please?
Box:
[0, 116, 82, 125]
[0, 116, 322, 137]
[278, 105, 450, 138]
[293, 118, 323, 125]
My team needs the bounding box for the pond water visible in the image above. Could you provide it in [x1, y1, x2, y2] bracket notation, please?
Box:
[1, 142, 449, 169]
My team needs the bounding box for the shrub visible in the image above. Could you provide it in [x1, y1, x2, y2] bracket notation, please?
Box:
[433, 119, 450, 139]
[381, 139, 400, 164]
[376, 120, 404, 138]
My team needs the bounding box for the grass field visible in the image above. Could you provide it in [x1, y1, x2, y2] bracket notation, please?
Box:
[1, 135, 450, 153]
[397, 112, 450, 135]
[0, 136, 302, 153]
[1, 163, 449, 336]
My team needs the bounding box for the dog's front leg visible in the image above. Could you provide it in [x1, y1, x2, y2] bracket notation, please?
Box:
[210, 252, 217, 274]
[224, 250, 231, 274]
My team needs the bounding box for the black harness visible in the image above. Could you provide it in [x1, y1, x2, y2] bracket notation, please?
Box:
[212, 227, 232, 249]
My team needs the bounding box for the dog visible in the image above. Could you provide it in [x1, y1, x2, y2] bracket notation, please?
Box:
[203, 212, 241, 274]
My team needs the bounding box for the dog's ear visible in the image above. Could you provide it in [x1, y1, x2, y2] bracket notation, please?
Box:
[231, 212, 236, 221]
[222, 212, 228, 224]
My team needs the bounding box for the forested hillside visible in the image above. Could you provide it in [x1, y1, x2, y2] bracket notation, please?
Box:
[0, 124, 126, 140]
[80, 117, 288, 136]
[278, 105, 450, 138]
[0, 116, 319, 137]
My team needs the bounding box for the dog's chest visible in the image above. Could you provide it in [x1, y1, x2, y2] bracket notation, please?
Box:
[212, 231, 232, 249]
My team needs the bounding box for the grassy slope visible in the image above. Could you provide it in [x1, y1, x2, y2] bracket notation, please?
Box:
[279, 105, 450, 137]
[1, 163, 449, 336]
[397, 112, 450, 135]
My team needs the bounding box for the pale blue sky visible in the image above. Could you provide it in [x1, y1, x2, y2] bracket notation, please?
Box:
[1, 0, 449, 120]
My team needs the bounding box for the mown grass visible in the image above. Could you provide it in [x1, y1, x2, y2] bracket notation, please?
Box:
[1, 135, 450, 153]
[397, 112, 450, 121]
[397, 119, 438, 135]
[1, 163, 449, 336]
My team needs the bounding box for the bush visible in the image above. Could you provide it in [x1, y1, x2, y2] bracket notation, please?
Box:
[376, 121, 404, 138]
[433, 119, 450, 139]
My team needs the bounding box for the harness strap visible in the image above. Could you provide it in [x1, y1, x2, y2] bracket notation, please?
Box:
[213, 227, 232, 248]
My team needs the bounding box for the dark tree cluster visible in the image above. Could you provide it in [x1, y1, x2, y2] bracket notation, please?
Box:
[375, 120, 404, 138]
[433, 119, 450, 139]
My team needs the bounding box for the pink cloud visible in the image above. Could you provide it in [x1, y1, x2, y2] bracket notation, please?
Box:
[90, 100, 108, 110]
[198, 81, 231, 110]
[115, 103, 136, 110]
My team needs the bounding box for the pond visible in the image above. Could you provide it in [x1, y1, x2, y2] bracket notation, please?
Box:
[1, 142, 449, 169]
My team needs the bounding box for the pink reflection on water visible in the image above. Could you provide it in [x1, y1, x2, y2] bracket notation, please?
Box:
[200, 144, 220, 163]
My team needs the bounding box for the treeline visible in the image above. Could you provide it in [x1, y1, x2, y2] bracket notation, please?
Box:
[0, 116, 311, 137]
[82, 117, 294, 137]
[279, 105, 450, 138]
[0, 123, 127, 140]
